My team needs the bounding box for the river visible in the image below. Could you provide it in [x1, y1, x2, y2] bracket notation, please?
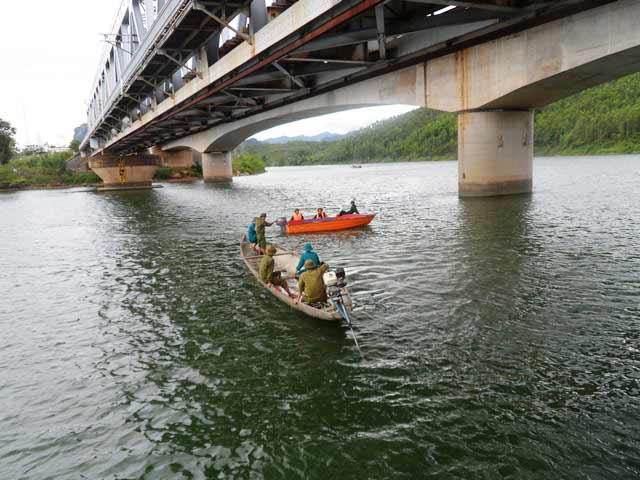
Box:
[1, 155, 639, 479]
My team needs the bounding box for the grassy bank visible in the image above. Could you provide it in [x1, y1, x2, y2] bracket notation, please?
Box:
[0, 152, 100, 190]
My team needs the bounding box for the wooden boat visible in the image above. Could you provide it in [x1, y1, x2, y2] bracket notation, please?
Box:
[240, 236, 352, 321]
[286, 213, 375, 234]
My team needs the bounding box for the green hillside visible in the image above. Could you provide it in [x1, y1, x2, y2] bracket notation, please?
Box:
[244, 72, 640, 165]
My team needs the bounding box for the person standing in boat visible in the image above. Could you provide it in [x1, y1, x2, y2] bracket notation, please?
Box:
[313, 208, 328, 219]
[255, 213, 272, 255]
[290, 209, 304, 222]
[295, 260, 329, 305]
[338, 199, 359, 216]
[247, 218, 258, 252]
[260, 246, 295, 298]
[295, 243, 320, 277]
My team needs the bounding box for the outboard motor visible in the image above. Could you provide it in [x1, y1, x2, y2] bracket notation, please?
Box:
[335, 267, 346, 288]
[324, 267, 347, 299]
[274, 216, 287, 233]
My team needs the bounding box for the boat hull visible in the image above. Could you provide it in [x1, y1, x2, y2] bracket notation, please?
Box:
[286, 214, 375, 234]
[239, 237, 351, 321]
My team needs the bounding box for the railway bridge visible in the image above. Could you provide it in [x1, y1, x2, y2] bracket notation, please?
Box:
[82, 0, 640, 195]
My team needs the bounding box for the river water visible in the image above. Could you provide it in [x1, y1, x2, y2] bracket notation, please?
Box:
[1, 155, 639, 479]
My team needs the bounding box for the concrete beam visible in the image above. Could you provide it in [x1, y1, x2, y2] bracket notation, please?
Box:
[426, 0, 640, 112]
[161, 64, 425, 153]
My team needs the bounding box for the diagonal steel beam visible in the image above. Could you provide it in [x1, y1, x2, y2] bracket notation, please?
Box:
[273, 61, 306, 89]
[192, 1, 252, 43]
[157, 49, 202, 79]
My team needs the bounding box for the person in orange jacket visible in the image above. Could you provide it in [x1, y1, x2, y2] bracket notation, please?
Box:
[290, 208, 304, 221]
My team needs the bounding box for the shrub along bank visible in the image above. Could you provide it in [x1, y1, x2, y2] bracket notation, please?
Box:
[0, 151, 99, 189]
[232, 153, 266, 175]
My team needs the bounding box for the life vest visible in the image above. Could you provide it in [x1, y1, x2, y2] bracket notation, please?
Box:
[292, 212, 304, 221]
[316, 211, 327, 219]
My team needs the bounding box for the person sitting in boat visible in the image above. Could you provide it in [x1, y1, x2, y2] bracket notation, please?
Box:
[338, 199, 359, 216]
[295, 243, 320, 277]
[247, 218, 258, 252]
[295, 259, 329, 305]
[260, 246, 295, 298]
[290, 208, 304, 222]
[255, 213, 273, 255]
[313, 208, 328, 219]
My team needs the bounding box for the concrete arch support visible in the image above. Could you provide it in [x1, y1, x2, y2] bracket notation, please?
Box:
[458, 110, 533, 197]
[88, 154, 160, 191]
[203, 152, 232, 183]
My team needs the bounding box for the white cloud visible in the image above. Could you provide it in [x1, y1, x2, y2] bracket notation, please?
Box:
[0, 0, 121, 147]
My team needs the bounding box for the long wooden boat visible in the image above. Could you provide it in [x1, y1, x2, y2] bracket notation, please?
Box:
[286, 213, 375, 234]
[240, 236, 352, 321]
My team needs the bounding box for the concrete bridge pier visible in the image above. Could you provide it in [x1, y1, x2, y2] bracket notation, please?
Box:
[202, 152, 232, 182]
[88, 154, 160, 191]
[458, 110, 533, 198]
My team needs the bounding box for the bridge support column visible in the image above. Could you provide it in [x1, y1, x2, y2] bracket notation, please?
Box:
[458, 110, 533, 197]
[202, 152, 232, 183]
[88, 155, 160, 191]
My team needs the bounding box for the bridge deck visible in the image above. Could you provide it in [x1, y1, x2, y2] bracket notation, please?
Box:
[84, 0, 616, 156]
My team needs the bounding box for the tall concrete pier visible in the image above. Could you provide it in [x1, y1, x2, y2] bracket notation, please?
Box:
[458, 111, 533, 197]
[202, 152, 232, 183]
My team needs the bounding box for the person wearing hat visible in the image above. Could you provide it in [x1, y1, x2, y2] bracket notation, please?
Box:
[260, 245, 295, 298]
[338, 199, 360, 217]
[254, 213, 273, 255]
[295, 243, 320, 277]
[295, 259, 329, 305]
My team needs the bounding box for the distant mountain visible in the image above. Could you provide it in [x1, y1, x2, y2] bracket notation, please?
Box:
[261, 132, 345, 144]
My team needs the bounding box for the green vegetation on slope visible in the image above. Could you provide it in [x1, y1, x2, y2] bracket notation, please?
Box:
[232, 153, 266, 175]
[535, 73, 640, 155]
[0, 152, 99, 189]
[244, 72, 640, 166]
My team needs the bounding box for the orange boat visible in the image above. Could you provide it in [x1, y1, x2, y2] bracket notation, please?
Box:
[286, 213, 375, 234]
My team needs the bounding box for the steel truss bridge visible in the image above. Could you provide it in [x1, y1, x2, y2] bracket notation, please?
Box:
[83, 0, 617, 157]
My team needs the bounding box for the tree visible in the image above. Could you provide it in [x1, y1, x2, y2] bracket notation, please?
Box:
[21, 145, 47, 156]
[0, 118, 16, 164]
[69, 139, 81, 153]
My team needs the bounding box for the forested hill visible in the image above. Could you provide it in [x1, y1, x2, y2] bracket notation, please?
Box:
[243, 72, 640, 166]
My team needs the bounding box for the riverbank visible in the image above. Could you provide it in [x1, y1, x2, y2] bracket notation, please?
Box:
[0, 151, 101, 191]
[1, 153, 266, 192]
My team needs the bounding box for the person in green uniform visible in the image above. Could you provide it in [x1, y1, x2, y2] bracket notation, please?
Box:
[295, 259, 329, 304]
[255, 213, 273, 255]
[259, 246, 295, 298]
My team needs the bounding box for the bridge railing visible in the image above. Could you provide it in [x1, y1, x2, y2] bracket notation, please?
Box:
[87, 0, 189, 135]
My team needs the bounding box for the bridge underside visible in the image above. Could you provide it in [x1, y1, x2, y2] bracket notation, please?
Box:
[84, 0, 640, 195]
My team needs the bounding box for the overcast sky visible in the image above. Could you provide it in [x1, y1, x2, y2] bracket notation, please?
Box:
[0, 1, 415, 147]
